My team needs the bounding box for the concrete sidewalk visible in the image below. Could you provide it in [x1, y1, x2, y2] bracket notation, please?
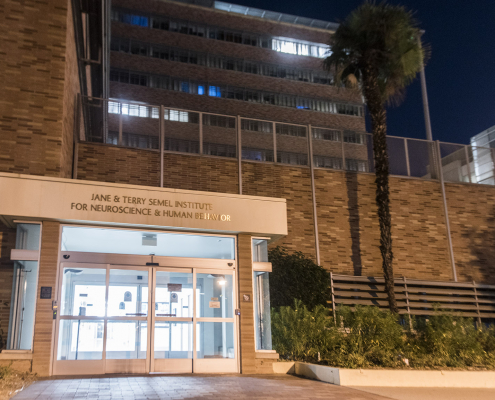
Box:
[351, 386, 495, 400]
[12, 374, 390, 399]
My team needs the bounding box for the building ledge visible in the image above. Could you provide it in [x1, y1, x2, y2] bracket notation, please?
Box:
[255, 351, 279, 359]
[0, 350, 33, 360]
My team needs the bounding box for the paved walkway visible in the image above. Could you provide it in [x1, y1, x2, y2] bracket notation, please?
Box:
[13, 374, 389, 399]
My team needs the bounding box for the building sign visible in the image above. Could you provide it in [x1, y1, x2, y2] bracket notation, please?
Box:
[0, 173, 287, 237]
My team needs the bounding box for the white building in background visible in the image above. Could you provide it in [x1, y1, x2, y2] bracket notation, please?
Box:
[470, 125, 495, 185]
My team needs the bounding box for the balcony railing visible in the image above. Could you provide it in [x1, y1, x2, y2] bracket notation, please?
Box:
[75, 96, 495, 187]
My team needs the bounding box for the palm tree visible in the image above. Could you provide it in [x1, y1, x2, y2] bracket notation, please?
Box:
[324, 1, 427, 313]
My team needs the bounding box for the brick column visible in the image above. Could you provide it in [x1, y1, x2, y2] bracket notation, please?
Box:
[237, 234, 256, 374]
[32, 221, 60, 376]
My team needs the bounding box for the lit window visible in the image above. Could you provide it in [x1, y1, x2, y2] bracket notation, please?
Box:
[198, 85, 204, 95]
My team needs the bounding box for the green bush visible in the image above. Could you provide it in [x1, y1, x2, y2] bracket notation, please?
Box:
[271, 299, 337, 362]
[271, 301, 495, 370]
[330, 305, 404, 368]
[405, 313, 495, 369]
[268, 247, 330, 310]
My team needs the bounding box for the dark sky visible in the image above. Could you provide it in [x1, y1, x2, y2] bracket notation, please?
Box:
[235, 0, 495, 144]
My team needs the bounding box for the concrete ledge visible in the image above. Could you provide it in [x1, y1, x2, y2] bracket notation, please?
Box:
[273, 361, 295, 374]
[282, 362, 495, 388]
[255, 351, 279, 360]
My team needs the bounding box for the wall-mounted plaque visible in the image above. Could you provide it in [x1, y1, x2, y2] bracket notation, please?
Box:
[242, 294, 250, 302]
[40, 287, 52, 299]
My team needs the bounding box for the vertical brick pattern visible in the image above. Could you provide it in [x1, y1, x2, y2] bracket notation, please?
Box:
[32, 222, 60, 376]
[0, 222, 16, 349]
[237, 234, 256, 374]
[446, 183, 495, 284]
[77, 143, 161, 187]
[0, 0, 79, 177]
[77, 143, 239, 194]
[315, 170, 452, 280]
[242, 162, 317, 260]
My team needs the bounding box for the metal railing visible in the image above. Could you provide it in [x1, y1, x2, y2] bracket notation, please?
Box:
[329, 274, 495, 322]
[75, 96, 495, 187]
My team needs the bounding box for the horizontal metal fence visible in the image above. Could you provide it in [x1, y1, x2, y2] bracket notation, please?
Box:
[329, 274, 495, 322]
[76, 96, 495, 187]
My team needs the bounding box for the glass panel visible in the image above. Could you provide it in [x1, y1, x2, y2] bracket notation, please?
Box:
[276, 123, 308, 166]
[108, 269, 149, 317]
[121, 102, 160, 150]
[471, 146, 495, 185]
[387, 137, 408, 176]
[252, 239, 268, 262]
[165, 109, 200, 154]
[57, 320, 104, 360]
[155, 271, 193, 317]
[106, 321, 147, 359]
[62, 227, 235, 259]
[196, 273, 233, 318]
[7, 261, 38, 350]
[15, 224, 40, 250]
[254, 272, 272, 350]
[407, 139, 438, 179]
[241, 118, 274, 162]
[202, 114, 237, 158]
[60, 268, 106, 317]
[439, 143, 470, 183]
[154, 322, 193, 359]
[312, 128, 343, 170]
[196, 322, 234, 359]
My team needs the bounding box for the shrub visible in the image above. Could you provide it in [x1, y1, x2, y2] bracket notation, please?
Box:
[329, 305, 405, 368]
[405, 312, 495, 369]
[271, 299, 337, 362]
[269, 247, 330, 310]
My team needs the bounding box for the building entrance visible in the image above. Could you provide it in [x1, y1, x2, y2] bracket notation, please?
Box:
[53, 263, 237, 375]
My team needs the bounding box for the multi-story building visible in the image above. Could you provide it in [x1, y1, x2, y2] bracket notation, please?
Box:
[1, 0, 495, 378]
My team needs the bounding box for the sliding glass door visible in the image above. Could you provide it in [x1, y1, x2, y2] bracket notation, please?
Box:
[54, 263, 237, 375]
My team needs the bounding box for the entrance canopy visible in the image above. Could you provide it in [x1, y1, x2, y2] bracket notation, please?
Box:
[0, 173, 287, 239]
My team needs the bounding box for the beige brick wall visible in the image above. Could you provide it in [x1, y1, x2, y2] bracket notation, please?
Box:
[446, 183, 495, 284]
[74, 143, 495, 285]
[0, 0, 79, 177]
[314, 169, 452, 280]
[32, 221, 60, 376]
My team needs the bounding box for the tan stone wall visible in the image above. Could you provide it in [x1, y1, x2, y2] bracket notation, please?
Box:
[77, 142, 161, 187]
[32, 221, 60, 376]
[314, 169, 452, 281]
[73, 144, 495, 285]
[0, 222, 16, 349]
[445, 183, 495, 284]
[242, 162, 317, 260]
[0, 0, 79, 178]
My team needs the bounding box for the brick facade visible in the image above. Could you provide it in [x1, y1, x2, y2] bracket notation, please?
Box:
[0, 0, 80, 177]
[446, 183, 495, 284]
[74, 143, 495, 284]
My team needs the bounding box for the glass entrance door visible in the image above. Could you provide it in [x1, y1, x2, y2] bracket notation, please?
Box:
[151, 269, 193, 373]
[54, 263, 237, 375]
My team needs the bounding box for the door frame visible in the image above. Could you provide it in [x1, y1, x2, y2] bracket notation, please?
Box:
[52, 259, 239, 376]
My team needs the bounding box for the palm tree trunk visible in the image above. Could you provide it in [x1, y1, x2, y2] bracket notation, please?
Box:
[362, 69, 399, 314]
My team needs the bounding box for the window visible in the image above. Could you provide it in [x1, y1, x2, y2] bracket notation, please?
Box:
[110, 67, 364, 117]
[252, 239, 271, 351]
[7, 224, 40, 350]
[312, 128, 341, 142]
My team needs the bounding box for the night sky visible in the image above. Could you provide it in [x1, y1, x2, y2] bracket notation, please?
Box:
[235, 0, 495, 144]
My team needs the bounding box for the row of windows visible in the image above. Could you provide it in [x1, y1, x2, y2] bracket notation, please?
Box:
[312, 127, 367, 144]
[109, 69, 364, 117]
[104, 130, 369, 170]
[111, 37, 333, 85]
[111, 8, 329, 58]
[108, 102, 366, 142]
